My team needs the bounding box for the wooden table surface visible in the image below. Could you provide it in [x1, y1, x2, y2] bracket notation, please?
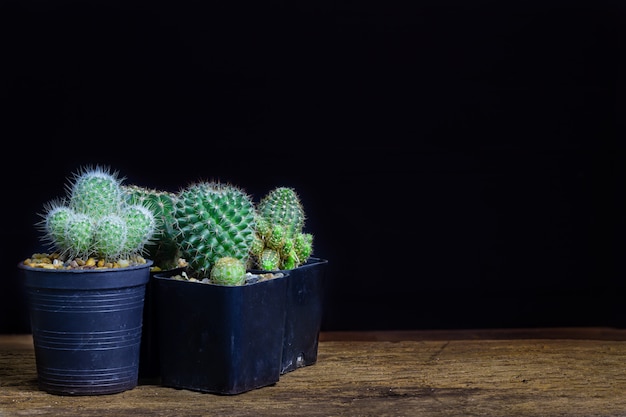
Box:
[2, 328, 626, 416]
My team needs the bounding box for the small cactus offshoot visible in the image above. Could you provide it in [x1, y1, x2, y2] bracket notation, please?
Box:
[210, 256, 247, 286]
[256, 187, 305, 239]
[251, 186, 314, 271]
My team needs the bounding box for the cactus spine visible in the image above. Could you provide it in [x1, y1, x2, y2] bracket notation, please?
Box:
[38, 165, 156, 263]
[251, 187, 314, 270]
[173, 181, 256, 280]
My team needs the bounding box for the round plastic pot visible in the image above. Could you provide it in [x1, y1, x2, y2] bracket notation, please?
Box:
[18, 261, 152, 396]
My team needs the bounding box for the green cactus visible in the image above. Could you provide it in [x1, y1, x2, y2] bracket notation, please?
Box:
[93, 214, 127, 259]
[259, 248, 281, 271]
[68, 165, 124, 219]
[37, 165, 156, 264]
[210, 256, 247, 286]
[173, 181, 256, 279]
[266, 224, 286, 250]
[250, 233, 265, 258]
[122, 185, 181, 270]
[281, 249, 298, 270]
[256, 187, 305, 239]
[42, 202, 73, 252]
[64, 212, 96, 258]
[252, 186, 314, 270]
[123, 204, 157, 255]
[294, 232, 313, 262]
[254, 216, 271, 238]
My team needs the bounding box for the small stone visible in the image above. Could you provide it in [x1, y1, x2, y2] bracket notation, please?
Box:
[245, 274, 260, 285]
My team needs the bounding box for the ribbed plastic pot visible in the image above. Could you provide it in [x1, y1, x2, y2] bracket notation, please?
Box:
[18, 260, 152, 396]
[152, 271, 288, 395]
[251, 257, 328, 374]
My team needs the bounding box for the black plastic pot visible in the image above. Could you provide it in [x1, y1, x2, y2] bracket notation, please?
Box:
[139, 267, 186, 381]
[279, 257, 328, 374]
[18, 261, 152, 396]
[152, 272, 288, 395]
[251, 257, 328, 374]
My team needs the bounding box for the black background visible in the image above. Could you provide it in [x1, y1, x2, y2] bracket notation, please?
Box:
[2, 0, 624, 332]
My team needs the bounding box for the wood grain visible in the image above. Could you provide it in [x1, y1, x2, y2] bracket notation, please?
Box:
[1, 330, 625, 416]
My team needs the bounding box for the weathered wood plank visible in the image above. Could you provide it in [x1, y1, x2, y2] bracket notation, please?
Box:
[1, 332, 625, 416]
[320, 327, 626, 341]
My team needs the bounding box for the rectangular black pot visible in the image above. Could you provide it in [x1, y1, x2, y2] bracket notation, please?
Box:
[279, 257, 328, 374]
[152, 272, 288, 395]
[139, 267, 186, 380]
[249, 257, 329, 374]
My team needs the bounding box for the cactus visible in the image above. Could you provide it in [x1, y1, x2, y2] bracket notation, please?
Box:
[122, 204, 157, 255]
[210, 256, 247, 286]
[68, 166, 124, 218]
[93, 214, 128, 259]
[37, 165, 156, 264]
[294, 232, 313, 262]
[258, 248, 281, 271]
[256, 187, 305, 239]
[251, 186, 314, 270]
[173, 181, 256, 280]
[122, 185, 181, 270]
[64, 212, 96, 258]
[42, 202, 73, 251]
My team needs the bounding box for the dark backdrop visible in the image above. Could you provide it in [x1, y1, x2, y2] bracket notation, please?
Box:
[2, 0, 624, 332]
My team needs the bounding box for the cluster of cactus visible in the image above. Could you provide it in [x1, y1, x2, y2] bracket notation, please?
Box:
[172, 181, 256, 282]
[33, 165, 319, 279]
[122, 185, 181, 270]
[38, 165, 156, 263]
[250, 187, 314, 271]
